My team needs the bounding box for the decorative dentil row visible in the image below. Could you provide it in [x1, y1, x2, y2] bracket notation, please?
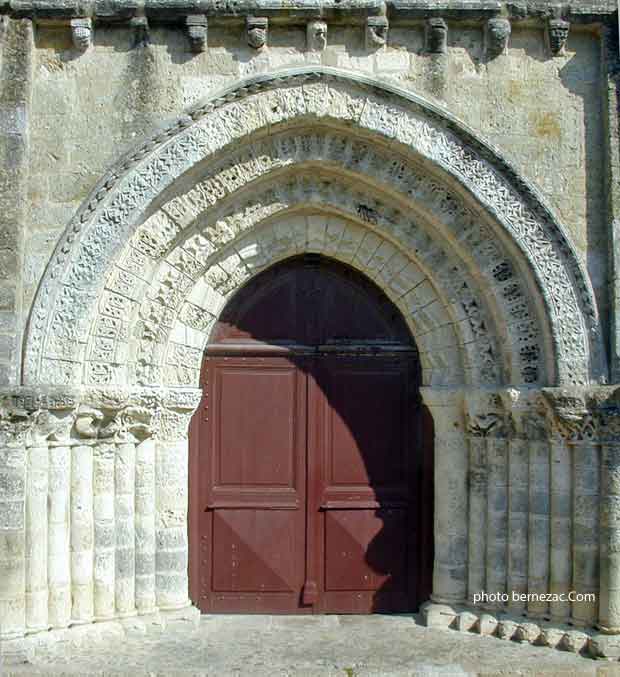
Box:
[0, 387, 202, 447]
[465, 387, 620, 444]
[51, 14, 568, 57]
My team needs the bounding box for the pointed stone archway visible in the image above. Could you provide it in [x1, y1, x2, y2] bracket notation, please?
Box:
[3, 68, 617, 655]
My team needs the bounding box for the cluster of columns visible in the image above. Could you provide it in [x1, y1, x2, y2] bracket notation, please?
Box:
[0, 387, 201, 640]
[421, 385, 620, 633]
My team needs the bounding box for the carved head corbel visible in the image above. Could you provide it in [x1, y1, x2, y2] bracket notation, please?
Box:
[71, 18, 93, 52]
[130, 16, 150, 49]
[426, 17, 448, 54]
[547, 18, 569, 57]
[307, 20, 327, 52]
[366, 16, 389, 50]
[486, 17, 510, 58]
[246, 16, 268, 50]
[186, 15, 207, 53]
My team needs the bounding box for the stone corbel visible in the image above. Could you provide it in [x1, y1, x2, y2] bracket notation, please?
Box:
[485, 17, 510, 58]
[547, 18, 569, 57]
[186, 15, 207, 53]
[246, 16, 268, 50]
[426, 17, 447, 55]
[71, 18, 92, 52]
[130, 16, 149, 49]
[307, 20, 327, 52]
[366, 16, 389, 50]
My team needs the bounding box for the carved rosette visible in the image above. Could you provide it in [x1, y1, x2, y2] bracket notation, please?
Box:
[426, 17, 448, 55]
[246, 16, 268, 50]
[486, 18, 510, 58]
[547, 19, 569, 57]
[366, 16, 389, 50]
[186, 15, 207, 53]
[70, 18, 92, 52]
[307, 20, 327, 52]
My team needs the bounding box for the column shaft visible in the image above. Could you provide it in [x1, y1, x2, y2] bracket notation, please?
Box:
[528, 438, 550, 617]
[135, 437, 156, 613]
[47, 444, 71, 628]
[71, 444, 94, 623]
[115, 441, 136, 616]
[25, 444, 48, 630]
[156, 439, 191, 609]
[486, 437, 508, 604]
[93, 442, 115, 619]
[467, 435, 486, 603]
[507, 434, 528, 613]
[549, 437, 572, 622]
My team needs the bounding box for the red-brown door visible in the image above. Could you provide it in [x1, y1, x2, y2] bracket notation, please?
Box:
[188, 256, 433, 614]
[307, 355, 419, 613]
[192, 355, 309, 612]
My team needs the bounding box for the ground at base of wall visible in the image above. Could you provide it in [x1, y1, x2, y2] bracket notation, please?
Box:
[0, 613, 615, 677]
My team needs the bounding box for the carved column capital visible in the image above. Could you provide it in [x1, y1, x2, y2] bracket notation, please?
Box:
[541, 387, 595, 442]
[500, 388, 548, 440]
[465, 391, 506, 438]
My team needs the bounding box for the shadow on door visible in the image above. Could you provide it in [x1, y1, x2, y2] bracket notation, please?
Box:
[189, 255, 434, 614]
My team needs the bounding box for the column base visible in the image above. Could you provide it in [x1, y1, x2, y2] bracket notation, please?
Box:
[421, 602, 610, 659]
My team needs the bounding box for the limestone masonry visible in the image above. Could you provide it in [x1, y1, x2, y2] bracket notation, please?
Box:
[2, 0, 620, 664]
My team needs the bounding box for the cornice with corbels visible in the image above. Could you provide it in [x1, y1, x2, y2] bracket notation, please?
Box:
[0, 1, 612, 56]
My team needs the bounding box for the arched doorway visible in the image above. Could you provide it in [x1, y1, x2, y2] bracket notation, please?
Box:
[189, 255, 433, 614]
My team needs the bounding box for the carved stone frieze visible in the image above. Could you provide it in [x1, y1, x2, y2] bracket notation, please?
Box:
[426, 17, 448, 54]
[246, 16, 267, 49]
[485, 18, 510, 57]
[307, 21, 327, 51]
[70, 18, 92, 52]
[366, 16, 389, 49]
[186, 15, 207, 53]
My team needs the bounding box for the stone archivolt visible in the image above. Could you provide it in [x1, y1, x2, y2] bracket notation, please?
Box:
[24, 69, 603, 390]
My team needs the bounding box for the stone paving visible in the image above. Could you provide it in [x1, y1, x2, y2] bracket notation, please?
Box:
[2, 614, 618, 677]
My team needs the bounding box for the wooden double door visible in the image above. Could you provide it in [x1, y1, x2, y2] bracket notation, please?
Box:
[189, 256, 433, 614]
